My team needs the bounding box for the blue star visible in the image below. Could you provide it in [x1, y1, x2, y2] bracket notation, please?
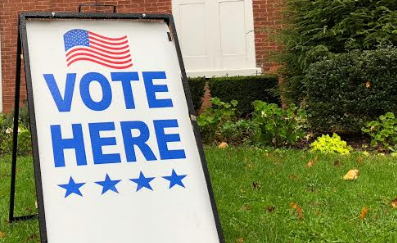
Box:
[163, 169, 187, 189]
[130, 172, 155, 191]
[58, 177, 85, 198]
[95, 174, 121, 194]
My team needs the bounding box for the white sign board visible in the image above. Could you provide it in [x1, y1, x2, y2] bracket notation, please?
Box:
[22, 15, 222, 243]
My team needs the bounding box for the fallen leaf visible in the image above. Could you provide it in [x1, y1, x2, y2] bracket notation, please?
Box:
[289, 174, 298, 180]
[266, 205, 275, 213]
[391, 197, 397, 208]
[366, 81, 371, 88]
[343, 169, 359, 180]
[360, 206, 368, 219]
[242, 205, 251, 211]
[252, 182, 260, 189]
[307, 159, 314, 167]
[296, 206, 304, 219]
[237, 237, 244, 243]
[334, 159, 343, 166]
[357, 156, 364, 165]
[289, 203, 304, 219]
[26, 233, 38, 241]
[218, 142, 228, 149]
[0, 231, 5, 239]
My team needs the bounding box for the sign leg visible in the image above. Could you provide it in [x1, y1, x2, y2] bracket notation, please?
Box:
[9, 21, 37, 223]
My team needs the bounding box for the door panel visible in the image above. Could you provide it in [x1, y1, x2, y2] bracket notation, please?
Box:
[173, 0, 214, 71]
[218, 0, 248, 68]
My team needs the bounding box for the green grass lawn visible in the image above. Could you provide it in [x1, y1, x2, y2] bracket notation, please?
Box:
[2, 147, 397, 242]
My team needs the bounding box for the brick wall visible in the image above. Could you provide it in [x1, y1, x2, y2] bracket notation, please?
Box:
[0, 0, 171, 112]
[253, 0, 284, 72]
[0, 0, 283, 112]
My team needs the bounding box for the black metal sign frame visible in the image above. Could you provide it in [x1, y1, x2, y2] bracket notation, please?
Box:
[10, 12, 225, 243]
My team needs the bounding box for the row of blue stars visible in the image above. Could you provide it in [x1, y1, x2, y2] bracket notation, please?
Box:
[58, 170, 187, 198]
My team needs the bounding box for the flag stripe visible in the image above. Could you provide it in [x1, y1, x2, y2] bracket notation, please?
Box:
[89, 36, 129, 46]
[88, 31, 127, 41]
[67, 46, 130, 56]
[67, 57, 133, 69]
[66, 48, 131, 62]
[67, 52, 132, 64]
[90, 45, 130, 55]
[90, 40, 129, 51]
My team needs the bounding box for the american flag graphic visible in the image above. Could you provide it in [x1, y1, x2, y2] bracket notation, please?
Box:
[64, 29, 133, 69]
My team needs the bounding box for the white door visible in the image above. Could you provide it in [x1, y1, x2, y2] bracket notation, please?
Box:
[172, 0, 260, 77]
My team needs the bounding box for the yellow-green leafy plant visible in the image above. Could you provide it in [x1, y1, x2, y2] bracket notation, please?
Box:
[310, 133, 353, 155]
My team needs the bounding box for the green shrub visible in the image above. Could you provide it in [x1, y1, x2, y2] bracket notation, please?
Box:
[209, 75, 280, 117]
[310, 133, 353, 155]
[276, 0, 397, 103]
[0, 104, 32, 155]
[219, 119, 253, 145]
[187, 77, 206, 111]
[0, 126, 32, 156]
[305, 47, 397, 133]
[197, 97, 253, 144]
[197, 97, 238, 144]
[362, 112, 397, 152]
[251, 101, 307, 148]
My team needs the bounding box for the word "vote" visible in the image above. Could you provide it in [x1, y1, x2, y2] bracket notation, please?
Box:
[43, 71, 173, 111]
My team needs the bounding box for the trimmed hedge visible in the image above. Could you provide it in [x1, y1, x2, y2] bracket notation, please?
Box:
[187, 77, 206, 111]
[305, 47, 397, 133]
[277, 0, 397, 104]
[209, 75, 280, 117]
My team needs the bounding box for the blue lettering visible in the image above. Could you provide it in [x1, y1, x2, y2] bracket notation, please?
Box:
[89, 122, 121, 165]
[44, 73, 76, 112]
[51, 124, 87, 167]
[143, 71, 173, 108]
[111, 72, 139, 109]
[80, 72, 112, 111]
[153, 119, 186, 160]
[120, 121, 157, 162]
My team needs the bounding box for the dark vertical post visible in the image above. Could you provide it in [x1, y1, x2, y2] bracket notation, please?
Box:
[9, 23, 22, 223]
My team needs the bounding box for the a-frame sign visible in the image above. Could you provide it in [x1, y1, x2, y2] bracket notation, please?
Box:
[9, 10, 224, 243]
